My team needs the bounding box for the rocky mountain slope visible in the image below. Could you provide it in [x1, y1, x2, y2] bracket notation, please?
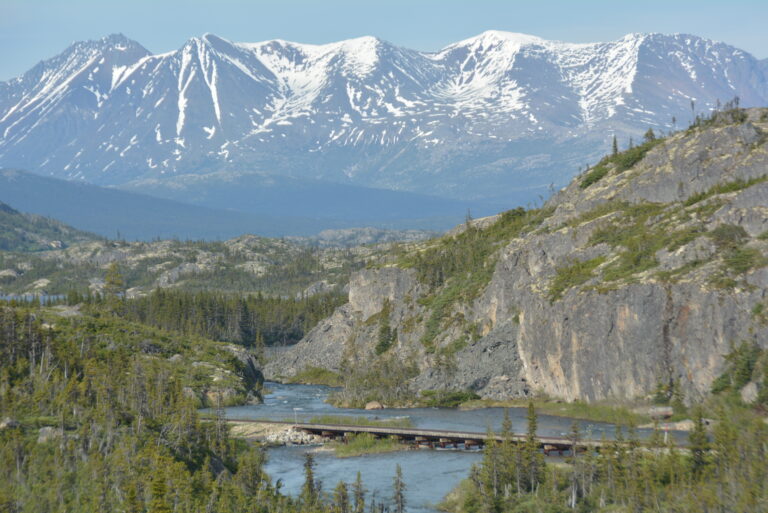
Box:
[1, 32, 766, 211]
[267, 108, 768, 404]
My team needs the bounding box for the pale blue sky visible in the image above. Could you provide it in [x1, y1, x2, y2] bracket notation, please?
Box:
[2, 0, 767, 80]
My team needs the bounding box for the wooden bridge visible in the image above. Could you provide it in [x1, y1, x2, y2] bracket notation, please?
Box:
[226, 419, 612, 453]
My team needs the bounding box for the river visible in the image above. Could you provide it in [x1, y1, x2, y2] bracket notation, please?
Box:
[223, 382, 683, 513]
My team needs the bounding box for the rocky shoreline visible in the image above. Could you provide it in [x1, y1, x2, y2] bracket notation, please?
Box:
[228, 421, 324, 445]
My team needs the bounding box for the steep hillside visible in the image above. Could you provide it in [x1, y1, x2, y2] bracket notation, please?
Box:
[267, 108, 768, 405]
[0, 200, 97, 251]
[1, 32, 766, 209]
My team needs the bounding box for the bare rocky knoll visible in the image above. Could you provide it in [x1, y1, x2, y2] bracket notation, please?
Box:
[267, 108, 768, 404]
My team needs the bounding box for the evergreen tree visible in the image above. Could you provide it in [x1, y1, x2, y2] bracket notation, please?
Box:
[477, 428, 501, 512]
[392, 464, 406, 513]
[149, 473, 171, 513]
[498, 409, 518, 498]
[568, 421, 581, 508]
[689, 406, 709, 477]
[352, 471, 366, 513]
[612, 135, 618, 156]
[333, 481, 350, 513]
[522, 401, 543, 493]
[104, 261, 125, 297]
[301, 453, 318, 507]
[125, 481, 142, 513]
[104, 261, 125, 313]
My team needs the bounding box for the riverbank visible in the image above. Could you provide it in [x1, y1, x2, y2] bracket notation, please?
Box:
[459, 398, 651, 426]
[274, 373, 659, 426]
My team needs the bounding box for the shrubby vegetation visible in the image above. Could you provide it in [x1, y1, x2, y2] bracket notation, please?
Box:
[330, 433, 402, 458]
[287, 366, 344, 387]
[419, 389, 480, 408]
[400, 207, 551, 292]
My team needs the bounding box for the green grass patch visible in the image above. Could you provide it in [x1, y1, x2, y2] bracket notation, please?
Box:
[329, 433, 403, 457]
[708, 224, 749, 250]
[537, 400, 649, 426]
[287, 366, 343, 387]
[753, 302, 768, 325]
[548, 256, 606, 301]
[579, 164, 609, 189]
[722, 247, 766, 274]
[684, 175, 768, 207]
[584, 202, 713, 283]
[419, 389, 480, 408]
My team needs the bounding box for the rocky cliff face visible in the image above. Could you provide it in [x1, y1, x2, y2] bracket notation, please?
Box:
[266, 109, 768, 403]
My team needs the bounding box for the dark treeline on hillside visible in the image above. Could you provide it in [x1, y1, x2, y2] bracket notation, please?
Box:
[94, 288, 347, 347]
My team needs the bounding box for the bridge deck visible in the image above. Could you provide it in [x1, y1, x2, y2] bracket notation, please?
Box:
[225, 418, 610, 450]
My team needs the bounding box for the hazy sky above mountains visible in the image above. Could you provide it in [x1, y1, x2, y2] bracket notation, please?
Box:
[2, 0, 767, 80]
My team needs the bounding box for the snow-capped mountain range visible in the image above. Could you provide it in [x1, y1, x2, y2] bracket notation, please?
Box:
[1, 31, 766, 205]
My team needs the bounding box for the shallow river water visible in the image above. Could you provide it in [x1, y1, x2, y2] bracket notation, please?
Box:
[223, 382, 683, 513]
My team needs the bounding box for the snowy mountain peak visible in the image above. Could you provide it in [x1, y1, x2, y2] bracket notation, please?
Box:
[451, 30, 546, 49]
[1, 31, 766, 201]
[63, 33, 148, 57]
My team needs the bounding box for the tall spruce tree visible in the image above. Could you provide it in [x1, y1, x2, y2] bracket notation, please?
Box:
[301, 453, 318, 507]
[352, 471, 366, 513]
[392, 464, 406, 513]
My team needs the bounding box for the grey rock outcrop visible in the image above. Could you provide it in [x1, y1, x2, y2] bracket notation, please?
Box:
[221, 345, 264, 404]
[741, 381, 760, 404]
[37, 427, 64, 444]
[267, 111, 768, 403]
